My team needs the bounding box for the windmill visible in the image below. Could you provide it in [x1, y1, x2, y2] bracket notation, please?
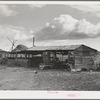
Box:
[7, 36, 17, 52]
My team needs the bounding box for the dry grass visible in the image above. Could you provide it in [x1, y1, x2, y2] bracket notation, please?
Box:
[0, 65, 100, 90]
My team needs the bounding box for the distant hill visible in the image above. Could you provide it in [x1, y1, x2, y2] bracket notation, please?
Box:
[0, 49, 7, 53]
[12, 44, 28, 52]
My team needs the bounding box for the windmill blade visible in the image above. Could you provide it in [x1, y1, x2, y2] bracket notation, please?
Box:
[12, 41, 16, 47]
[9, 45, 13, 52]
[11, 41, 16, 51]
[7, 36, 17, 52]
[10, 42, 14, 52]
[7, 36, 13, 44]
[13, 40, 17, 46]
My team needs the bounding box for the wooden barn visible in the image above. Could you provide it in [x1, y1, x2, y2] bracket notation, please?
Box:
[7, 44, 98, 70]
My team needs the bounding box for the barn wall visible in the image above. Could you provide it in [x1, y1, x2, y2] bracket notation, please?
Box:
[74, 45, 97, 70]
[94, 53, 100, 64]
[74, 56, 95, 70]
[7, 58, 28, 67]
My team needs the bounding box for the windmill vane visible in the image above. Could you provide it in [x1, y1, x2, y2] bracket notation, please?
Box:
[7, 36, 17, 52]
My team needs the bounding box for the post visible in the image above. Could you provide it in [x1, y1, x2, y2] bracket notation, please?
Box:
[33, 36, 35, 47]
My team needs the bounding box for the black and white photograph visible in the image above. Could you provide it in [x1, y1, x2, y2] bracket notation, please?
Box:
[0, 1, 100, 95]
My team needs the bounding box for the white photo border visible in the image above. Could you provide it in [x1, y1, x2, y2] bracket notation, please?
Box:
[0, 1, 100, 99]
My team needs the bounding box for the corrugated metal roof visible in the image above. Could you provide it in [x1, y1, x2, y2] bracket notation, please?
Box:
[27, 46, 49, 51]
[27, 45, 81, 51]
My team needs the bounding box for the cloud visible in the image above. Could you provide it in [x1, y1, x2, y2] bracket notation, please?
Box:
[34, 14, 100, 40]
[0, 25, 33, 41]
[29, 4, 46, 9]
[0, 5, 17, 17]
[0, 25, 34, 50]
[70, 5, 100, 17]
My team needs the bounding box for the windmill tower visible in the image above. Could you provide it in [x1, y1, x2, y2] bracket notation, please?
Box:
[7, 36, 17, 52]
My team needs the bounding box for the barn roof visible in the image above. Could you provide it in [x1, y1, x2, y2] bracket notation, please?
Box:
[27, 45, 81, 51]
[13, 44, 98, 53]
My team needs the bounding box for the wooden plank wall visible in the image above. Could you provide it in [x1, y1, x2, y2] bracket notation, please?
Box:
[74, 45, 97, 70]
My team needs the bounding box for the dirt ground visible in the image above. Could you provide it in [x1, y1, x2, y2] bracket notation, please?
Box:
[0, 65, 100, 90]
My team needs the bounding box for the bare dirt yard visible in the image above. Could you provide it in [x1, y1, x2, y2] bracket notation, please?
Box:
[0, 65, 100, 90]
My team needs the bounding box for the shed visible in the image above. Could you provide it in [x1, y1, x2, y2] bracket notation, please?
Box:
[7, 44, 98, 70]
[26, 44, 97, 69]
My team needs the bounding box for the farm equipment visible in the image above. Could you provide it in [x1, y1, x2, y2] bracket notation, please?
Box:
[39, 57, 71, 70]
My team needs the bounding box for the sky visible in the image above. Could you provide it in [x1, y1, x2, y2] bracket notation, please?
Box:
[1, 2, 100, 51]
